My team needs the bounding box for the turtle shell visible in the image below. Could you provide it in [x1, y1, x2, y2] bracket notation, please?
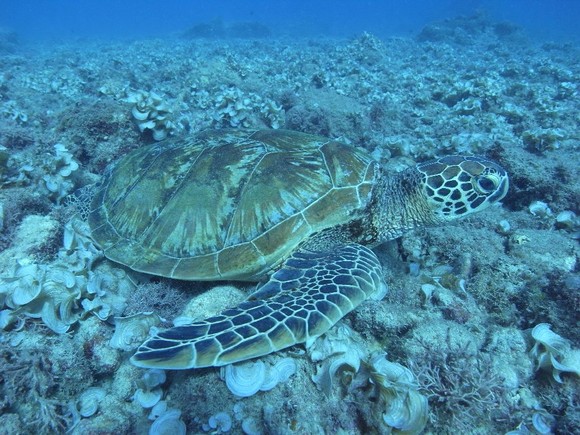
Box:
[89, 129, 376, 281]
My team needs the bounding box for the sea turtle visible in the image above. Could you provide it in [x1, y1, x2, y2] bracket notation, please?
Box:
[88, 129, 509, 370]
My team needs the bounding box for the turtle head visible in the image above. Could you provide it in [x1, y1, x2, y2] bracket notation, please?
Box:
[416, 155, 509, 222]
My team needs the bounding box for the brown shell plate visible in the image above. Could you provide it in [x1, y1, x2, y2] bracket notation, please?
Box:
[89, 129, 376, 281]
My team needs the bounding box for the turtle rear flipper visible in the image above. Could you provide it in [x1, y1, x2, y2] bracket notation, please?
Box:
[130, 244, 386, 369]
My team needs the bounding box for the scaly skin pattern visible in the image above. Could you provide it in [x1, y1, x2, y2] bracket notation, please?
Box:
[129, 148, 509, 369]
[131, 244, 384, 369]
[371, 155, 509, 242]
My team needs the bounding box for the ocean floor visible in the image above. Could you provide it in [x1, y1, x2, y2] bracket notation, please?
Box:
[0, 14, 579, 435]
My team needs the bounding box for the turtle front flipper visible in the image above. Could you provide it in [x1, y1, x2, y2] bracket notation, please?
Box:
[131, 244, 386, 369]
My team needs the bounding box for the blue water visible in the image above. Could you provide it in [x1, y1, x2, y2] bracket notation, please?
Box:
[1, 0, 579, 42]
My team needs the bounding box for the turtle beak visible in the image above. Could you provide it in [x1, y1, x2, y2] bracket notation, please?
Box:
[488, 169, 509, 203]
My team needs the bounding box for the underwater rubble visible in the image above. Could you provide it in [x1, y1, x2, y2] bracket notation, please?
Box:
[0, 13, 579, 435]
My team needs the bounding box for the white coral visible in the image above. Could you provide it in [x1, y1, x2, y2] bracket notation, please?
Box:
[220, 357, 297, 398]
[149, 409, 186, 435]
[530, 323, 580, 383]
[77, 387, 107, 418]
[109, 312, 161, 351]
[309, 323, 367, 396]
[0, 216, 134, 333]
[126, 90, 175, 140]
[212, 87, 284, 129]
[43, 143, 79, 204]
[368, 352, 428, 434]
[0, 262, 82, 333]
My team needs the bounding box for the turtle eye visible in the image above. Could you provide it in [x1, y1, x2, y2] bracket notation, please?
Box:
[474, 176, 497, 194]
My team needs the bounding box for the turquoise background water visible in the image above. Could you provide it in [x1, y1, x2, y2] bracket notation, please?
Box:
[1, 0, 579, 41]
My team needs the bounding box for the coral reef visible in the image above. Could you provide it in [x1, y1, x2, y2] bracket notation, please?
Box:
[0, 344, 70, 433]
[126, 90, 176, 141]
[220, 357, 297, 397]
[42, 143, 79, 204]
[367, 352, 428, 434]
[409, 340, 507, 432]
[530, 323, 580, 383]
[211, 86, 284, 129]
[0, 216, 134, 334]
[0, 13, 577, 433]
